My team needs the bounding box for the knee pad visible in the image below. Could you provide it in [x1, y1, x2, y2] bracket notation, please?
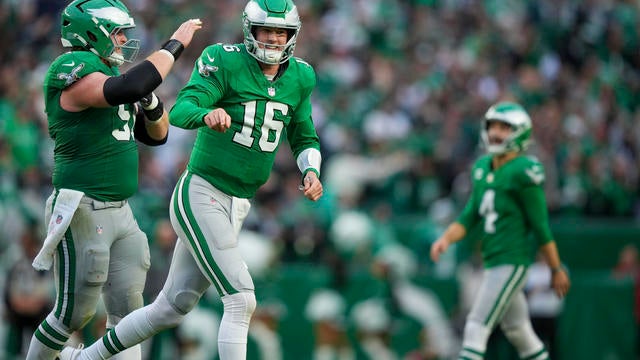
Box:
[148, 291, 187, 329]
[218, 292, 256, 344]
[222, 291, 257, 321]
[501, 322, 545, 357]
[171, 288, 203, 314]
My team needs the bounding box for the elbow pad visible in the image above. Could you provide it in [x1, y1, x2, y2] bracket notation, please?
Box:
[103, 61, 162, 106]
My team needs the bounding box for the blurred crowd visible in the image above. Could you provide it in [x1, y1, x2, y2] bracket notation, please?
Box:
[2, 0, 640, 358]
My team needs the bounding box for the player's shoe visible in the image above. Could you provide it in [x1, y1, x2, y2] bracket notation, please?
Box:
[57, 344, 84, 360]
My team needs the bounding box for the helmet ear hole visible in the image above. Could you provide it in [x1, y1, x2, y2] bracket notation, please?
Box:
[87, 31, 97, 42]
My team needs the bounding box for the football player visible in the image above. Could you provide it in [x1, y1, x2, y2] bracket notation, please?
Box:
[26, 1, 200, 359]
[59, 0, 323, 359]
[430, 102, 571, 360]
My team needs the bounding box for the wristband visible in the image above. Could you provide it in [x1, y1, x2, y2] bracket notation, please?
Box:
[161, 39, 184, 61]
[551, 265, 565, 274]
[140, 92, 159, 110]
[139, 93, 164, 123]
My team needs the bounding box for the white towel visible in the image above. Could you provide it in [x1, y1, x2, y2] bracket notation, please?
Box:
[32, 189, 85, 271]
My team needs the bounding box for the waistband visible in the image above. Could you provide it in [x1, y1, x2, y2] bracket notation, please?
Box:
[80, 196, 128, 210]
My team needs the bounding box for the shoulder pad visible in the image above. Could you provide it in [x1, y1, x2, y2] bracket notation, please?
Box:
[48, 52, 109, 89]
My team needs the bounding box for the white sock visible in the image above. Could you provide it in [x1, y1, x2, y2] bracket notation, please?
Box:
[110, 344, 141, 360]
[82, 292, 182, 360]
[25, 314, 72, 360]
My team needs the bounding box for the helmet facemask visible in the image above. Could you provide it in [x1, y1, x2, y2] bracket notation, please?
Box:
[61, 0, 140, 66]
[105, 26, 140, 66]
[480, 102, 532, 155]
[242, 0, 301, 65]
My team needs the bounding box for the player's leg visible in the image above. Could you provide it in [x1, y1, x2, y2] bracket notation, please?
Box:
[77, 238, 211, 360]
[499, 291, 549, 360]
[459, 265, 528, 360]
[171, 171, 256, 359]
[27, 200, 112, 360]
[101, 205, 151, 360]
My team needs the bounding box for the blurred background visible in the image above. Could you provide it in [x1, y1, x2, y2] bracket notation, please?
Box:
[1, 0, 640, 359]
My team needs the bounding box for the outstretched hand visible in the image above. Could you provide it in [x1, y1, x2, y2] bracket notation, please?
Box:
[170, 18, 203, 48]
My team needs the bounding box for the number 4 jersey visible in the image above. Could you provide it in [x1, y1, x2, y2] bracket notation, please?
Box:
[457, 154, 554, 268]
[170, 43, 321, 199]
[44, 51, 138, 201]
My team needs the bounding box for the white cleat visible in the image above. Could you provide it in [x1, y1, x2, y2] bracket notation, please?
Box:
[58, 344, 84, 360]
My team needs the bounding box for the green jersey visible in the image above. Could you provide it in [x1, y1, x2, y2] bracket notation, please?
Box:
[457, 154, 553, 267]
[44, 51, 138, 201]
[170, 43, 320, 198]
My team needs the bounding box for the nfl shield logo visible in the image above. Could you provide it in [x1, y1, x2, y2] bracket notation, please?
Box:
[96, 226, 103, 234]
[55, 215, 63, 224]
[268, 87, 276, 97]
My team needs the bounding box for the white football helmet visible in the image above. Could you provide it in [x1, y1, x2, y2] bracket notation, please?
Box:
[242, 0, 301, 64]
[481, 101, 532, 154]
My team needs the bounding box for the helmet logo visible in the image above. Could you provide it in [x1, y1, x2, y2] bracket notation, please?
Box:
[87, 7, 133, 26]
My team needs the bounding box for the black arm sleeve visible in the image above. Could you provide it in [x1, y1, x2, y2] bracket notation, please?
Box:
[133, 107, 168, 146]
[103, 61, 162, 106]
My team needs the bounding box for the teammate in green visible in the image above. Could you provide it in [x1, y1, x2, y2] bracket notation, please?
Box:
[59, 0, 323, 359]
[27, 1, 201, 359]
[430, 102, 571, 360]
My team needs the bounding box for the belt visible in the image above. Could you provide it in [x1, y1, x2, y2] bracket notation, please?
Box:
[80, 196, 128, 210]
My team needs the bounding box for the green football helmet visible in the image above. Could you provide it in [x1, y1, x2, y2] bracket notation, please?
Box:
[60, 0, 140, 66]
[242, 0, 301, 64]
[481, 101, 532, 154]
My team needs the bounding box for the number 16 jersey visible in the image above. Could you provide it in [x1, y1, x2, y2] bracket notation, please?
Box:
[169, 43, 321, 199]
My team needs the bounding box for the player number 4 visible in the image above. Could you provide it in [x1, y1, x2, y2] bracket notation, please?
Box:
[479, 189, 498, 234]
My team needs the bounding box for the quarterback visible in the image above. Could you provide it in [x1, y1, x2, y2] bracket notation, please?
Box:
[59, 0, 322, 359]
[430, 102, 570, 360]
[26, 0, 200, 359]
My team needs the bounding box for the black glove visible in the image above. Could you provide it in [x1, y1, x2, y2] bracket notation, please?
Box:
[139, 92, 164, 122]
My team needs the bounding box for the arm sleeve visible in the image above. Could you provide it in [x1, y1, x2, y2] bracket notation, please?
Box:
[170, 50, 225, 129]
[519, 185, 554, 245]
[133, 107, 167, 146]
[103, 61, 163, 106]
[169, 90, 213, 129]
[456, 194, 479, 230]
[287, 71, 321, 167]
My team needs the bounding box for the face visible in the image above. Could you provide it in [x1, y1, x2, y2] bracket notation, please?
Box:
[111, 29, 127, 53]
[255, 26, 288, 47]
[486, 120, 513, 146]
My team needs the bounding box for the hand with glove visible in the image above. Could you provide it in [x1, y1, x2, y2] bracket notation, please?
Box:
[139, 92, 164, 123]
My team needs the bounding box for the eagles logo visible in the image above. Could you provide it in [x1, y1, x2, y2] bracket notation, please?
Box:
[57, 63, 85, 86]
[525, 165, 545, 185]
[197, 58, 218, 77]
